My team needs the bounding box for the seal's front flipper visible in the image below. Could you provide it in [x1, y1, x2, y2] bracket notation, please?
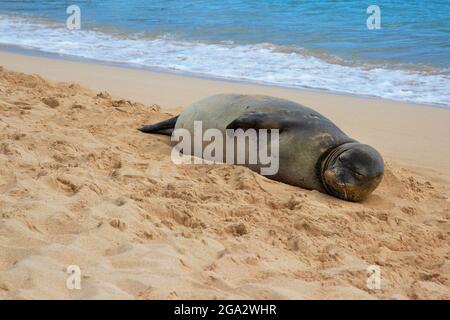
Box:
[138, 115, 179, 136]
[226, 112, 297, 132]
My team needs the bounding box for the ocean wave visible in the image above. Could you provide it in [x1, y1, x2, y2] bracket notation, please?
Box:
[0, 15, 449, 106]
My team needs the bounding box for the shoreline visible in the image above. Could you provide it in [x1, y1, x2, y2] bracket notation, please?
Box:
[1, 44, 448, 110]
[1, 50, 450, 173]
[0, 44, 446, 110]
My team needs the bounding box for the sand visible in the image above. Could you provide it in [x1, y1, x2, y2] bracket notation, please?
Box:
[0, 53, 449, 299]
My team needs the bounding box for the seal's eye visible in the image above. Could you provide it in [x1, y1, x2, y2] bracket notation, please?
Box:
[354, 171, 364, 179]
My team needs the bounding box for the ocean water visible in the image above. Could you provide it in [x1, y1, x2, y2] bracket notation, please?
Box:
[0, 1, 449, 106]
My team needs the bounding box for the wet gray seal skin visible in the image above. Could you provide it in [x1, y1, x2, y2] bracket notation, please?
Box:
[139, 94, 384, 202]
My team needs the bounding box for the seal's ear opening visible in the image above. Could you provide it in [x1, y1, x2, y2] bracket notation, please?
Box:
[322, 143, 384, 202]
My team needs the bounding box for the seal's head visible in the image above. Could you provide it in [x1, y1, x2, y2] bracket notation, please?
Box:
[321, 142, 384, 202]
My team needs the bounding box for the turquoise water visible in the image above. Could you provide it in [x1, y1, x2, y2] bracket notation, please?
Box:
[0, 1, 449, 105]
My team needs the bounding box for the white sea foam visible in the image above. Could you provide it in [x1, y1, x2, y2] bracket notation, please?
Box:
[0, 15, 449, 106]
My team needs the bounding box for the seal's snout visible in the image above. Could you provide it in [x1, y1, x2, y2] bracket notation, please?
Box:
[322, 143, 384, 202]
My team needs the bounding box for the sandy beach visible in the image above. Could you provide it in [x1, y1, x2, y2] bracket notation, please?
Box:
[0, 51, 449, 299]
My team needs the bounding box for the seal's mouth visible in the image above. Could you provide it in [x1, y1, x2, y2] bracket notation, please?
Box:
[320, 142, 355, 193]
[322, 167, 360, 201]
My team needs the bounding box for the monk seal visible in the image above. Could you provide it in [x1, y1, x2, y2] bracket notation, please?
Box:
[139, 94, 384, 202]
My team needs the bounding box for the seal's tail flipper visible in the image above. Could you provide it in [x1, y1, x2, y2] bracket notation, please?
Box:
[138, 115, 179, 136]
